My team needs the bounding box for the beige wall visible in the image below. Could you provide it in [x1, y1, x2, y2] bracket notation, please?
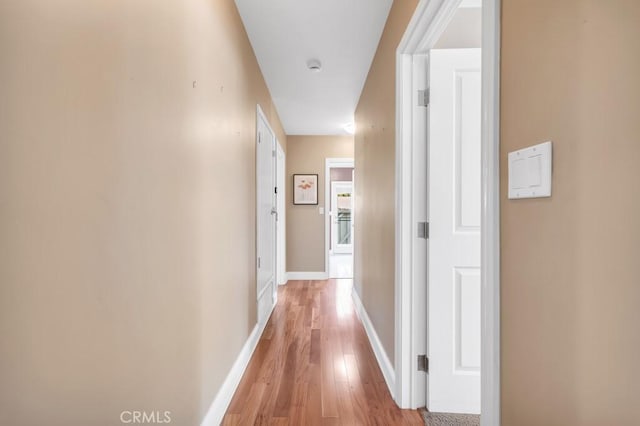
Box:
[0, 0, 285, 425]
[354, 0, 419, 364]
[286, 136, 353, 272]
[501, 1, 640, 424]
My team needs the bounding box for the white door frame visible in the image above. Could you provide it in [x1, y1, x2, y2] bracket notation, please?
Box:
[276, 141, 287, 285]
[394, 0, 500, 424]
[324, 158, 354, 276]
[330, 180, 354, 254]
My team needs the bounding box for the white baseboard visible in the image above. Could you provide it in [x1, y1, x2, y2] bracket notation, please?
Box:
[286, 271, 328, 281]
[200, 302, 275, 426]
[351, 287, 396, 399]
[278, 272, 288, 286]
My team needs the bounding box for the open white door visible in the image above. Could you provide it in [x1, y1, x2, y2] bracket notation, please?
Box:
[428, 48, 481, 414]
[330, 181, 353, 254]
[256, 106, 277, 324]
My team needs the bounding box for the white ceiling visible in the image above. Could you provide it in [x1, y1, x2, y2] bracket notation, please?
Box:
[234, 0, 393, 135]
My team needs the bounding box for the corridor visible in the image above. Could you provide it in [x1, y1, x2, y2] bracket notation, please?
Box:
[223, 280, 423, 425]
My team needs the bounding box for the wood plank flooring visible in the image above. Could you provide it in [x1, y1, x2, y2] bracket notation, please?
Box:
[223, 279, 424, 425]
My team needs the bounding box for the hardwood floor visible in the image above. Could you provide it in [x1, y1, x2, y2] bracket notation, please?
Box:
[223, 279, 424, 425]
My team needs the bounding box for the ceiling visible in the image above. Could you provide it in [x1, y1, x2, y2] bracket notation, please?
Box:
[234, 0, 393, 135]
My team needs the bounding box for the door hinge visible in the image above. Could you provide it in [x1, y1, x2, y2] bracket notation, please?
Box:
[274, 186, 278, 194]
[418, 89, 430, 107]
[258, 133, 261, 143]
[418, 222, 429, 239]
[272, 150, 276, 157]
[257, 257, 261, 268]
[418, 354, 429, 372]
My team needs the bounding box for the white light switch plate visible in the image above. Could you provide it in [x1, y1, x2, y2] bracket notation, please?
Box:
[318, 207, 324, 215]
[508, 141, 552, 199]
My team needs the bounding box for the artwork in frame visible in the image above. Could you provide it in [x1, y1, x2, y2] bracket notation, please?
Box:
[293, 174, 318, 205]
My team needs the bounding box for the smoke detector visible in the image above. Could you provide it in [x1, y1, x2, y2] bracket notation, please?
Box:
[307, 59, 322, 72]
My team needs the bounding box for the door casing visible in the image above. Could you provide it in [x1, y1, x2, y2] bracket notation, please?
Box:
[394, 1, 501, 425]
[276, 141, 287, 285]
[324, 158, 354, 277]
[330, 180, 354, 255]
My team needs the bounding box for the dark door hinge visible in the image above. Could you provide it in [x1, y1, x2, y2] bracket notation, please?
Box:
[418, 89, 430, 107]
[418, 354, 428, 372]
[418, 222, 429, 239]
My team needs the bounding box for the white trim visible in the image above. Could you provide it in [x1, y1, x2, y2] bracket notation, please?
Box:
[200, 302, 276, 426]
[459, 0, 482, 8]
[324, 158, 354, 277]
[351, 287, 396, 394]
[480, 0, 501, 424]
[286, 271, 328, 281]
[276, 141, 287, 286]
[394, 51, 414, 409]
[278, 272, 288, 286]
[395, 0, 501, 423]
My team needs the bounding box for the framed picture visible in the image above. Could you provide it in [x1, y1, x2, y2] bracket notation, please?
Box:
[293, 174, 318, 205]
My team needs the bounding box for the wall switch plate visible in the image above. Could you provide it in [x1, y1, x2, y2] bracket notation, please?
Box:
[318, 207, 324, 214]
[508, 141, 552, 199]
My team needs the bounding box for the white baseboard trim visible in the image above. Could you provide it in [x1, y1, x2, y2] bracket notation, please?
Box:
[200, 302, 275, 426]
[351, 287, 396, 399]
[278, 272, 288, 286]
[287, 271, 328, 281]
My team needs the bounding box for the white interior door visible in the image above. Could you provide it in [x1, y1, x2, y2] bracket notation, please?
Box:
[256, 107, 277, 324]
[330, 181, 353, 254]
[428, 48, 481, 414]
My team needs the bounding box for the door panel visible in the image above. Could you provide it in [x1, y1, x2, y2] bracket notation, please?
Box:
[256, 109, 276, 324]
[455, 70, 482, 232]
[428, 49, 481, 414]
[455, 267, 481, 370]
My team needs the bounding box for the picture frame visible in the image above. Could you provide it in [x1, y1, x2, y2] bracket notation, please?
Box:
[293, 174, 318, 205]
